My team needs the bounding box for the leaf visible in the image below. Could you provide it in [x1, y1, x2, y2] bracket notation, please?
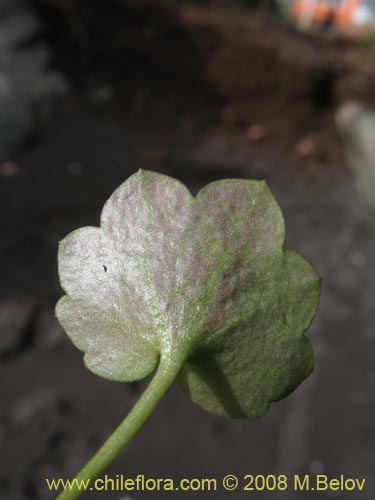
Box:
[56, 169, 320, 418]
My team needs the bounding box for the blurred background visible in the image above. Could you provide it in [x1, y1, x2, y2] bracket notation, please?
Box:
[0, 0, 374, 499]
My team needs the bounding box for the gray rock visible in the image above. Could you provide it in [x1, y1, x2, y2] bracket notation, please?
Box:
[34, 306, 65, 351]
[0, 296, 38, 357]
[0, 299, 64, 358]
[8, 388, 54, 427]
[0, 0, 67, 161]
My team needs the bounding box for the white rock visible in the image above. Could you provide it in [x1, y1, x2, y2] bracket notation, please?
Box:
[335, 101, 375, 211]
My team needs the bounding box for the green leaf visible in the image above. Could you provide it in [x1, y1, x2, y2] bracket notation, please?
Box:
[56, 169, 320, 418]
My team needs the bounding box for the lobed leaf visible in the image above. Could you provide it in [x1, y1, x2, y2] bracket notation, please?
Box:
[56, 170, 320, 418]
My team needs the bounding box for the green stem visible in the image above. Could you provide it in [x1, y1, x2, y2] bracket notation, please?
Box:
[55, 355, 183, 500]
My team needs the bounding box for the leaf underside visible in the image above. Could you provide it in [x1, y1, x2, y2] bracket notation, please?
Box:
[56, 169, 320, 419]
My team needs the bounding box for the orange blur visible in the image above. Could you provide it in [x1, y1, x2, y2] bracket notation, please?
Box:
[293, 0, 363, 27]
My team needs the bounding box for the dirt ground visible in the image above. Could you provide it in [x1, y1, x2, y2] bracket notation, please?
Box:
[0, 1, 374, 499]
[31, 0, 375, 165]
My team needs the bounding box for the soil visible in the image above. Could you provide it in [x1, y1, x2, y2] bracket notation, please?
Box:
[30, 0, 375, 166]
[0, 1, 374, 499]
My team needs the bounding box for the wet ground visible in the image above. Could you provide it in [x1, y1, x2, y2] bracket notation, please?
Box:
[0, 1, 374, 499]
